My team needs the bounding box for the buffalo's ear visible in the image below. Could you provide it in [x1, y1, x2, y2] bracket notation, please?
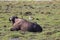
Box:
[9, 17, 12, 22]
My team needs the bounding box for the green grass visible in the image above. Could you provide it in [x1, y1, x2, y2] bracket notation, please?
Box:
[0, 1, 60, 40]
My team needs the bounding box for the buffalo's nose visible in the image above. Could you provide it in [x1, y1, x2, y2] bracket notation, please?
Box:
[10, 28, 14, 31]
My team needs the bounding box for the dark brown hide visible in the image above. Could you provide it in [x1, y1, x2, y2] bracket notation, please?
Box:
[9, 16, 42, 32]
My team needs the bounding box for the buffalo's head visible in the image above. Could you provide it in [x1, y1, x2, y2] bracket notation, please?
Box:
[9, 16, 18, 24]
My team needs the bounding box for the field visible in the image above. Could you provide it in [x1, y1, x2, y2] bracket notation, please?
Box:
[0, 1, 60, 40]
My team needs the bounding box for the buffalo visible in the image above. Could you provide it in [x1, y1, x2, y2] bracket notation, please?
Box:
[9, 16, 42, 32]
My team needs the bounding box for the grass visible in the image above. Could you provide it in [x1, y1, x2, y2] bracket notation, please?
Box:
[0, 1, 60, 40]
